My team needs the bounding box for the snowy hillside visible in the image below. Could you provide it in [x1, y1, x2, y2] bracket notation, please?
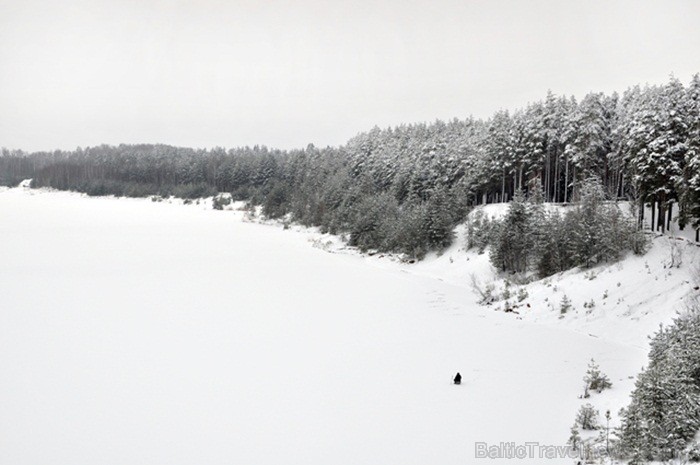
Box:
[1, 187, 698, 464]
[258, 201, 699, 350]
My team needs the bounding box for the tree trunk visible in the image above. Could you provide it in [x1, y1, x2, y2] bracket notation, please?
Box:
[667, 203, 672, 231]
[544, 153, 550, 202]
[519, 166, 523, 192]
[563, 157, 569, 203]
[618, 173, 624, 199]
[501, 167, 505, 203]
[554, 153, 560, 203]
[651, 202, 656, 232]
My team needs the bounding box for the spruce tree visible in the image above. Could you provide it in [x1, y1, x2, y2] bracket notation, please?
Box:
[583, 358, 612, 393]
[489, 191, 532, 273]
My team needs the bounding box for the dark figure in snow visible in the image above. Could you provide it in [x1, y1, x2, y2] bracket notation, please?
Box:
[453, 372, 462, 385]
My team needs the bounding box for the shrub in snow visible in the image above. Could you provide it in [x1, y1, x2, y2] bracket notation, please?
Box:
[583, 358, 612, 394]
[501, 282, 512, 301]
[212, 194, 232, 210]
[560, 295, 572, 315]
[517, 287, 528, 302]
[470, 274, 495, 304]
[583, 299, 596, 313]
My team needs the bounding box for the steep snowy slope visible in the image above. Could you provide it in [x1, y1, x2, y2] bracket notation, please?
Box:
[0, 188, 696, 464]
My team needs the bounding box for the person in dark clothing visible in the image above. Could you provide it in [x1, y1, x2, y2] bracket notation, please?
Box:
[454, 372, 462, 385]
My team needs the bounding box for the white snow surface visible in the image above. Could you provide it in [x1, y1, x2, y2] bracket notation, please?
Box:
[1, 188, 699, 465]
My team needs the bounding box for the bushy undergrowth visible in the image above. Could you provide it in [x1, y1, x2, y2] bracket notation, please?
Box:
[469, 178, 648, 278]
[76, 180, 217, 200]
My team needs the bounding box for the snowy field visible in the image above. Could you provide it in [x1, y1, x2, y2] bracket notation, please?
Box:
[1, 187, 696, 465]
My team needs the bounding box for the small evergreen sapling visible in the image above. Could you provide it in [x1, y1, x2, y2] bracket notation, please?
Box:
[466, 210, 493, 254]
[576, 403, 600, 430]
[560, 294, 572, 315]
[501, 281, 512, 301]
[584, 358, 613, 394]
[568, 424, 582, 449]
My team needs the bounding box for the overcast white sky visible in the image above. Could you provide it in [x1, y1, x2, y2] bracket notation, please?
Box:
[1, 0, 699, 152]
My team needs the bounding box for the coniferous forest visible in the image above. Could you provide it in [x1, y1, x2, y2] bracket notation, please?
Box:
[2, 75, 699, 259]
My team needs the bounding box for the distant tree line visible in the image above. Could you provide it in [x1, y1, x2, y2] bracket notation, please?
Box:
[1, 74, 699, 255]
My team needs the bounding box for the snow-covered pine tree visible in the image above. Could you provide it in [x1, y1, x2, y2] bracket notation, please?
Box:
[566, 93, 611, 194]
[618, 403, 649, 464]
[534, 210, 570, 277]
[421, 190, 454, 250]
[680, 74, 700, 233]
[466, 209, 494, 253]
[569, 177, 607, 267]
[485, 110, 516, 203]
[489, 190, 533, 273]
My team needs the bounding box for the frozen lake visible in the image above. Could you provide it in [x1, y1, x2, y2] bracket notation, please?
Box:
[0, 188, 644, 464]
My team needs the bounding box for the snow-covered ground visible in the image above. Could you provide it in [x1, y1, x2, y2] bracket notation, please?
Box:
[1, 187, 698, 464]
